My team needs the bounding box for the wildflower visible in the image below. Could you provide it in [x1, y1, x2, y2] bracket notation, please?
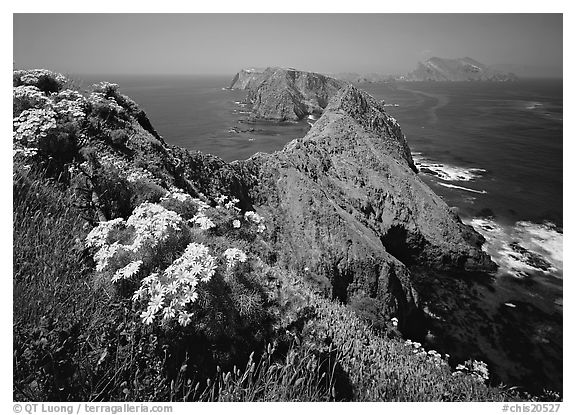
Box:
[112, 260, 143, 283]
[178, 311, 193, 327]
[223, 248, 248, 269]
[244, 211, 263, 224]
[232, 219, 241, 228]
[191, 213, 215, 230]
[224, 197, 240, 210]
[132, 286, 146, 301]
[148, 293, 165, 314]
[162, 306, 176, 321]
[391, 317, 398, 327]
[142, 272, 159, 287]
[141, 308, 156, 325]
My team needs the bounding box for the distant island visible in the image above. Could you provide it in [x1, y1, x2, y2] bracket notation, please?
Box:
[401, 57, 518, 82]
[318, 57, 519, 84]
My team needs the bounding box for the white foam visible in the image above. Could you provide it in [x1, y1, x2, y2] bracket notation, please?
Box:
[412, 153, 486, 182]
[466, 218, 563, 280]
[438, 183, 487, 194]
[525, 101, 543, 110]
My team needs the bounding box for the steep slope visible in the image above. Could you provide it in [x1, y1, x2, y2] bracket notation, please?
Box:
[236, 85, 495, 329]
[13, 69, 494, 334]
[231, 67, 347, 121]
[405, 57, 518, 82]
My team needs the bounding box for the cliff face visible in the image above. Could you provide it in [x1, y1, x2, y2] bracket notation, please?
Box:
[231, 67, 347, 121]
[405, 57, 518, 82]
[234, 85, 495, 328]
[228, 68, 267, 90]
[13, 69, 495, 334]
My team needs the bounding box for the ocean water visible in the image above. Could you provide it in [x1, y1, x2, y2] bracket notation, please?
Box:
[80, 74, 563, 393]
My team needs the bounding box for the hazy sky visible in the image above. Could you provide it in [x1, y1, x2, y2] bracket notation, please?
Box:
[13, 13, 562, 76]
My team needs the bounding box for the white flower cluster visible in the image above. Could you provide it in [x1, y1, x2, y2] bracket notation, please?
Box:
[13, 108, 58, 157]
[91, 81, 120, 95]
[133, 242, 216, 327]
[189, 197, 215, 230]
[14, 69, 68, 90]
[89, 92, 125, 114]
[244, 211, 266, 233]
[452, 359, 489, 382]
[404, 339, 449, 369]
[86, 203, 186, 274]
[52, 89, 88, 121]
[215, 195, 241, 210]
[13, 85, 50, 112]
[223, 247, 248, 269]
[161, 187, 195, 204]
[97, 153, 157, 184]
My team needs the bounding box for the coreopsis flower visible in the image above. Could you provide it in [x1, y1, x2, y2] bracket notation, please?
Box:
[86, 218, 126, 249]
[141, 307, 156, 325]
[13, 85, 49, 113]
[13, 107, 58, 148]
[223, 247, 248, 269]
[244, 211, 266, 232]
[191, 213, 215, 230]
[178, 311, 193, 327]
[224, 197, 239, 210]
[148, 293, 165, 314]
[112, 260, 143, 283]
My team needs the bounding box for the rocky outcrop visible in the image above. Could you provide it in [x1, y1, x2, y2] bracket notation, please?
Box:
[404, 57, 518, 82]
[14, 68, 495, 334]
[232, 85, 495, 329]
[232, 67, 347, 121]
[229, 68, 268, 90]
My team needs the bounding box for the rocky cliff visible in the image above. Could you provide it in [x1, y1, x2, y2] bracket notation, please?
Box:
[404, 57, 518, 82]
[234, 85, 495, 329]
[13, 69, 495, 335]
[228, 68, 267, 90]
[231, 67, 347, 121]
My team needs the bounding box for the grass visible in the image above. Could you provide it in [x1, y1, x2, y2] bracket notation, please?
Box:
[12, 166, 522, 401]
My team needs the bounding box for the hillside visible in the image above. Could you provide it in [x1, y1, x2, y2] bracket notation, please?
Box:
[12, 69, 528, 402]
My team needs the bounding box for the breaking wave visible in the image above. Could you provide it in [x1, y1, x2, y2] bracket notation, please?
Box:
[466, 218, 563, 279]
[438, 183, 487, 194]
[412, 152, 486, 182]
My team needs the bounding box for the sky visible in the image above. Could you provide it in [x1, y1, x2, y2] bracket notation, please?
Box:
[13, 13, 563, 77]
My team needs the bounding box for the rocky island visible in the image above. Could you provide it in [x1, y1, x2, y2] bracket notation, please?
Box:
[402, 57, 518, 82]
[13, 68, 527, 402]
[230, 67, 346, 121]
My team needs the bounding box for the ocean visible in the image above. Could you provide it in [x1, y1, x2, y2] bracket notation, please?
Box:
[80, 74, 563, 393]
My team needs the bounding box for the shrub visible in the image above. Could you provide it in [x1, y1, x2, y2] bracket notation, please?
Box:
[13, 69, 68, 94]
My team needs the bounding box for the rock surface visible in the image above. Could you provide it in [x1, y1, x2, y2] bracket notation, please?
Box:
[404, 57, 518, 82]
[229, 68, 268, 90]
[14, 68, 495, 334]
[231, 67, 347, 121]
[232, 84, 495, 329]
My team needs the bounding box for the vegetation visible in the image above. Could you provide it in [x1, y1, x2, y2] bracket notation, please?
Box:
[13, 69, 546, 402]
